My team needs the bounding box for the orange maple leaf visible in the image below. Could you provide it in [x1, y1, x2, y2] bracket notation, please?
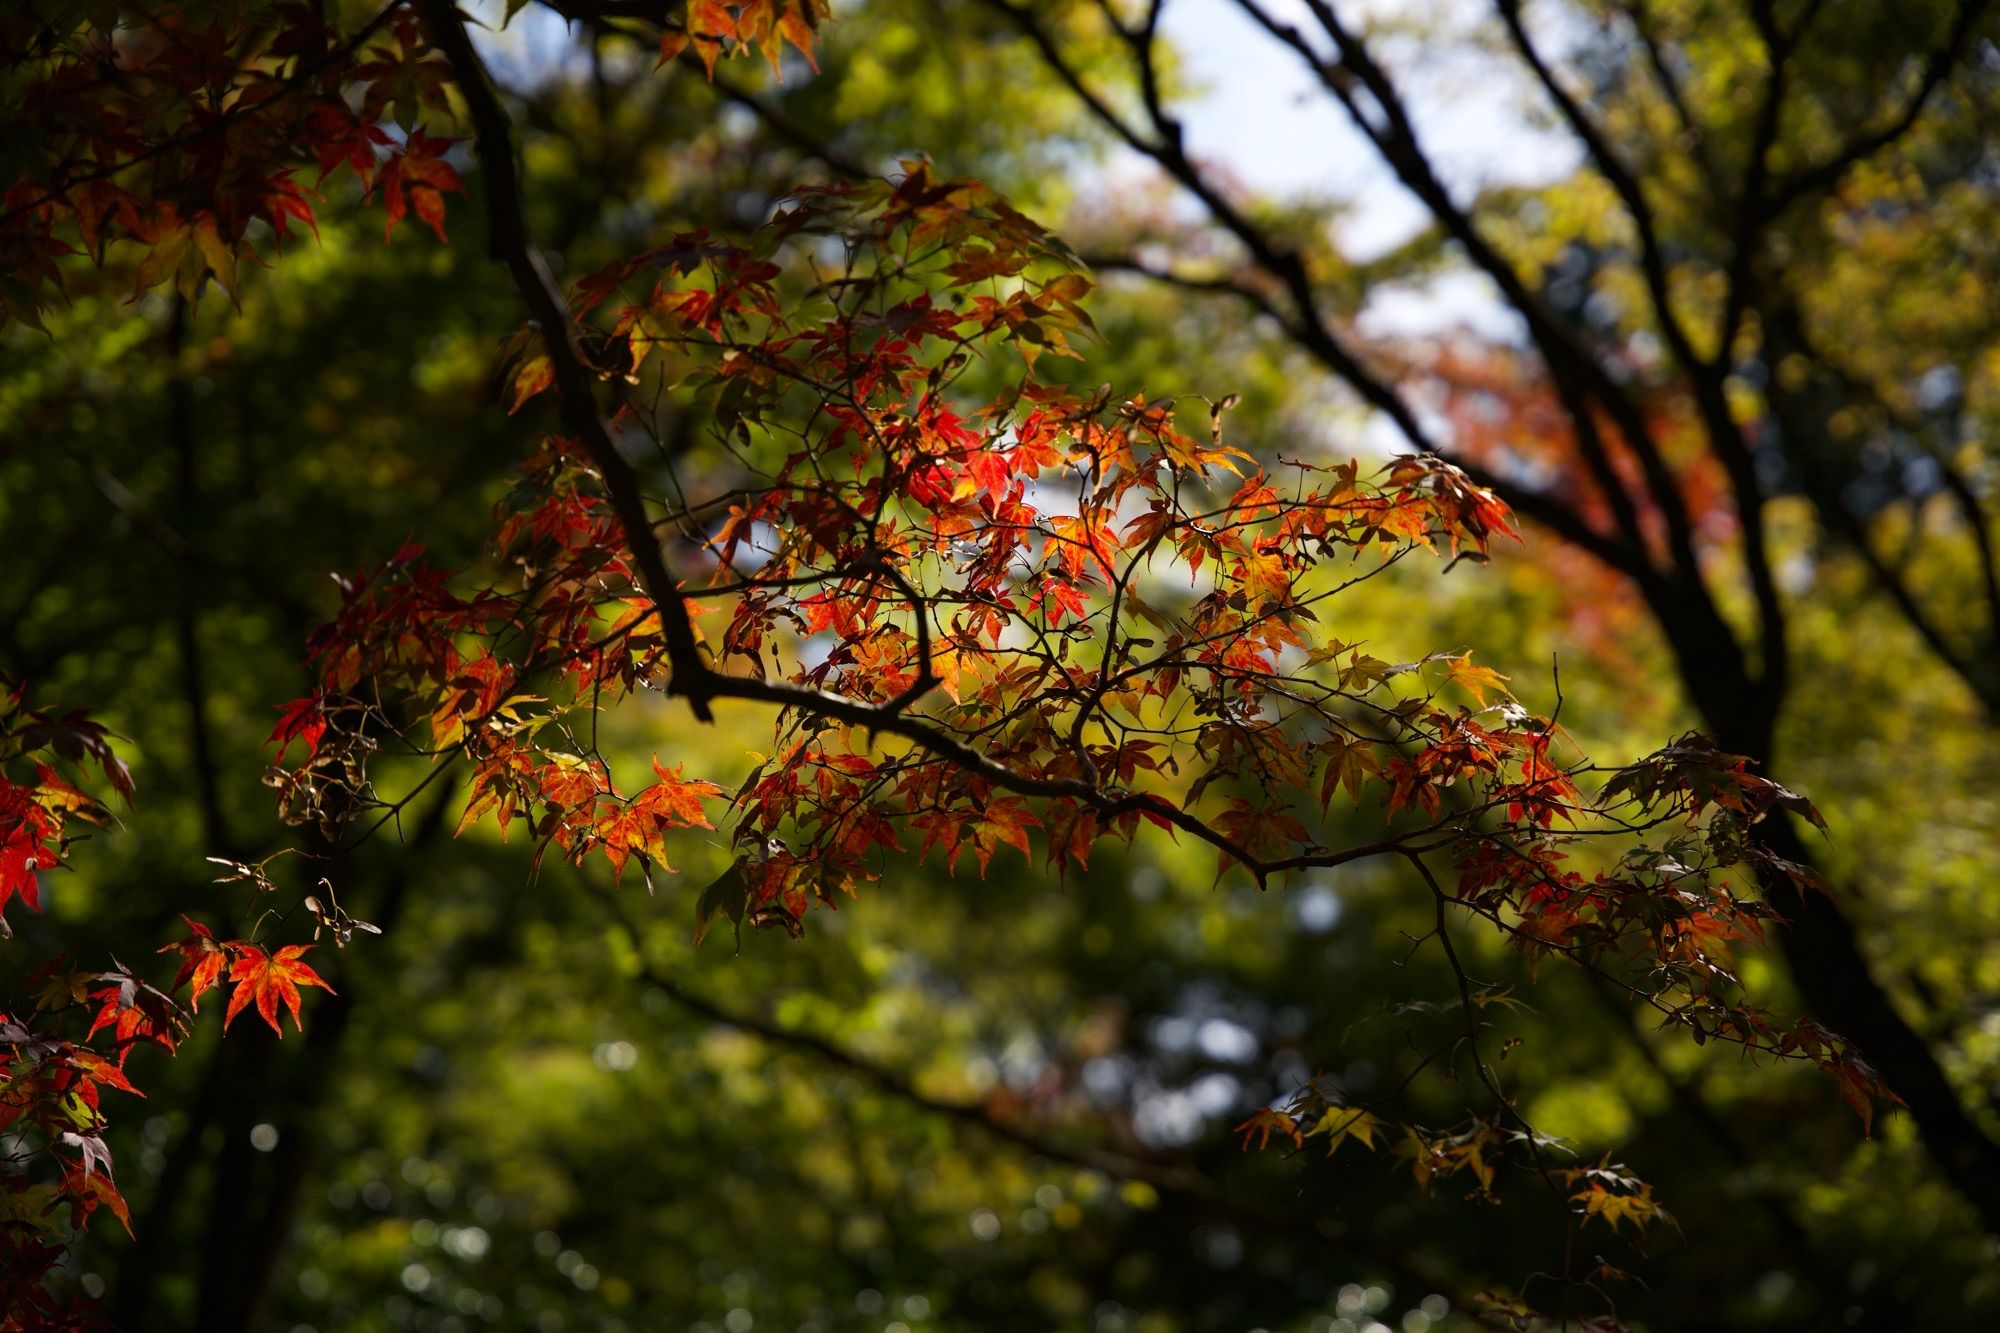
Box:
[158, 916, 228, 1013]
[1443, 652, 1510, 706]
[593, 759, 723, 880]
[223, 944, 334, 1037]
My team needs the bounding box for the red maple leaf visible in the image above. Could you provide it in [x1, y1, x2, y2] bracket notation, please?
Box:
[84, 972, 180, 1064]
[373, 129, 463, 244]
[0, 778, 59, 918]
[269, 694, 327, 760]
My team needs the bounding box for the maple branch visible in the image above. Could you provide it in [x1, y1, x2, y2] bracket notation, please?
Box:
[999, 0, 1800, 740]
[1655, 0, 1979, 719]
[698, 668, 1408, 879]
[988, 0, 1795, 724]
[1504, 0, 1809, 715]
[1579, 974, 1858, 1322]
[1410, 851, 1554, 1174]
[420, 0, 717, 721]
[1415, 876, 1581, 1325]
[1228, 0, 1797, 713]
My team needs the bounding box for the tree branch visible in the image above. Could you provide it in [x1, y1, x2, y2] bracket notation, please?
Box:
[986, 0, 1682, 610]
[420, 0, 717, 720]
[1240, 0, 1796, 707]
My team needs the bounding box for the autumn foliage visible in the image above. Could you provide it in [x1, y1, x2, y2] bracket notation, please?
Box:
[0, 2, 1913, 1328]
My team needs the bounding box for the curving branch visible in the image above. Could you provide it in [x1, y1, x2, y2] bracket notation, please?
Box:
[989, 0, 1777, 704]
[986, 0, 1675, 600]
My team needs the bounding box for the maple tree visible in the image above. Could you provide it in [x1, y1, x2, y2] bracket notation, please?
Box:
[2, 1, 1991, 1329]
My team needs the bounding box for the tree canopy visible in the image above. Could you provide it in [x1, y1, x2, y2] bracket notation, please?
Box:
[3, 1, 1998, 1330]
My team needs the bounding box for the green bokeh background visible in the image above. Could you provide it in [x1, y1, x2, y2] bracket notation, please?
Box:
[4, 2, 1998, 1329]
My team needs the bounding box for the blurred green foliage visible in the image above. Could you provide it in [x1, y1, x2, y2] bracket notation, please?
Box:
[4, 2, 1998, 1330]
